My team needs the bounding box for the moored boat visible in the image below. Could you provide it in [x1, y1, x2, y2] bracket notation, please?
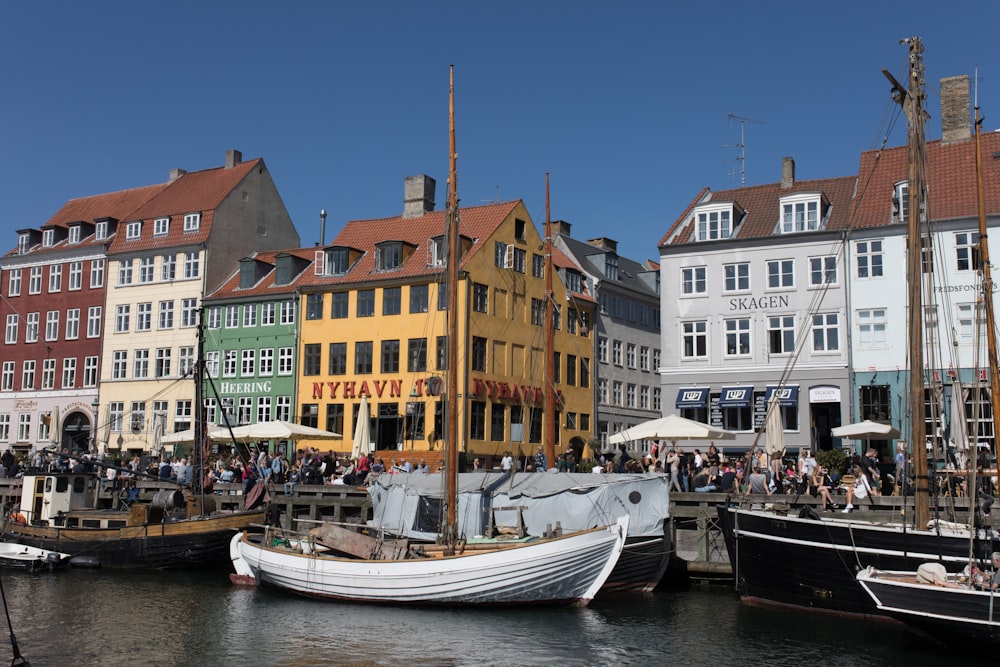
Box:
[0, 541, 70, 572]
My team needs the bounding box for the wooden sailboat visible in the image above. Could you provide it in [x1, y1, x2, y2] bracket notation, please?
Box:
[229, 66, 628, 605]
[716, 37, 1000, 618]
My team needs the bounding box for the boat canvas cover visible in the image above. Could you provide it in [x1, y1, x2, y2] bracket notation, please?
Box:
[367, 472, 668, 541]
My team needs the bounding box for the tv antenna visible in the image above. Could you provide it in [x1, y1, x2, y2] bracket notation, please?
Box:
[725, 112, 763, 187]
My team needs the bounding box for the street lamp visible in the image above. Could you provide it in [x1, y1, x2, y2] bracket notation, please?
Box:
[91, 396, 100, 454]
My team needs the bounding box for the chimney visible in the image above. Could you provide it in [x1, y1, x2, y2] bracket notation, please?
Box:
[552, 220, 572, 237]
[169, 168, 187, 182]
[403, 175, 436, 218]
[781, 157, 795, 189]
[587, 237, 618, 253]
[225, 149, 243, 169]
[940, 75, 971, 143]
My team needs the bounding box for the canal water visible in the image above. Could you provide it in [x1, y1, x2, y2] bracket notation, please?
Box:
[0, 568, 977, 666]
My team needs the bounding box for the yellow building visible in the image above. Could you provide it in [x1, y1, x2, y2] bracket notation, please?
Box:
[297, 176, 594, 464]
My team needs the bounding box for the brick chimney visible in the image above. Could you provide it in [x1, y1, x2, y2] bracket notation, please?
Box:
[940, 75, 971, 143]
[587, 237, 618, 253]
[781, 157, 795, 189]
[403, 175, 436, 218]
[225, 149, 243, 169]
[169, 168, 187, 182]
[552, 220, 572, 236]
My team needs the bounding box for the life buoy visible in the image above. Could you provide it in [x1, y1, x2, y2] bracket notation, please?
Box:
[7, 511, 27, 525]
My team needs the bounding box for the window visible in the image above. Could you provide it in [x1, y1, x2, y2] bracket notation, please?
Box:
[154, 217, 169, 236]
[682, 321, 708, 359]
[4, 315, 16, 344]
[170, 400, 192, 433]
[45, 311, 59, 341]
[331, 293, 348, 318]
[111, 350, 128, 380]
[696, 207, 733, 241]
[65, 308, 80, 340]
[857, 309, 887, 349]
[511, 247, 526, 273]
[1, 362, 13, 391]
[206, 307, 221, 329]
[90, 259, 104, 288]
[279, 301, 294, 325]
[41, 359, 55, 389]
[766, 259, 794, 288]
[68, 261, 82, 290]
[259, 348, 274, 376]
[382, 287, 401, 315]
[162, 254, 176, 281]
[183, 213, 200, 231]
[626, 343, 636, 369]
[68, 226, 80, 244]
[724, 263, 749, 292]
[809, 256, 837, 286]
[532, 254, 544, 278]
[275, 396, 291, 421]
[436, 336, 447, 371]
[530, 298, 544, 326]
[306, 294, 324, 320]
[21, 361, 34, 390]
[612, 340, 623, 366]
[222, 350, 237, 378]
[921, 235, 934, 274]
[25, 312, 39, 343]
[768, 315, 795, 354]
[780, 196, 820, 233]
[180, 299, 197, 327]
[355, 341, 373, 374]
[353, 290, 373, 318]
[328, 343, 347, 375]
[139, 256, 154, 283]
[225, 306, 240, 328]
[652, 348, 660, 369]
[18, 414, 30, 441]
[304, 344, 322, 375]
[7, 269, 20, 296]
[17, 234, 28, 255]
[261, 302, 275, 325]
[681, 266, 706, 295]
[325, 248, 350, 275]
[612, 381, 623, 406]
[598, 337, 608, 363]
[473, 283, 488, 313]
[724, 318, 751, 356]
[118, 260, 133, 286]
[205, 351, 220, 378]
[376, 242, 403, 271]
[155, 348, 171, 377]
[133, 349, 149, 378]
[125, 221, 141, 239]
[87, 307, 101, 338]
[472, 336, 487, 372]
[179, 347, 194, 376]
[158, 301, 174, 329]
[470, 401, 486, 440]
[48, 265, 62, 292]
[381, 340, 400, 373]
[183, 251, 199, 278]
[257, 397, 272, 423]
[243, 303, 257, 327]
[95, 221, 108, 241]
[894, 181, 910, 223]
[410, 285, 429, 313]
[495, 242, 506, 267]
[136, 303, 151, 331]
[278, 348, 293, 375]
[408, 338, 427, 372]
[130, 401, 145, 432]
[300, 404, 318, 429]
[29, 267, 42, 294]
[859, 385, 891, 423]
[83, 357, 98, 387]
[566, 354, 577, 386]
[956, 232, 982, 271]
[115, 305, 130, 333]
[42, 229, 53, 247]
[812, 313, 840, 352]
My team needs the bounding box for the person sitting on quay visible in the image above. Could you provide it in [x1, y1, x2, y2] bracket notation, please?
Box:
[534, 446, 547, 472]
[694, 465, 719, 493]
[810, 466, 837, 510]
[841, 464, 873, 513]
[746, 465, 772, 496]
[718, 465, 738, 493]
[283, 464, 300, 495]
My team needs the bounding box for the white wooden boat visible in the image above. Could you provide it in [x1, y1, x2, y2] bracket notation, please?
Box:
[231, 514, 628, 605]
[0, 542, 70, 571]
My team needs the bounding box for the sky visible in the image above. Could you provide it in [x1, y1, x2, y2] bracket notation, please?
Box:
[2, 1, 998, 263]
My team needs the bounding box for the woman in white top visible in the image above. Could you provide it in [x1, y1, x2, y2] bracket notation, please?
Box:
[841, 464, 872, 512]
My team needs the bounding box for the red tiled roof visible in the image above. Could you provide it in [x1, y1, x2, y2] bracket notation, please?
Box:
[297, 200, 521, 287]
[207, 247, 318, 300]
[551, 245, 595, 303]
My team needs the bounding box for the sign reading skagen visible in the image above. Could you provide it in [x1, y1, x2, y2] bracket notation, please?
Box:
[219, 381, 273, 395]
[729, 294, 789, 311]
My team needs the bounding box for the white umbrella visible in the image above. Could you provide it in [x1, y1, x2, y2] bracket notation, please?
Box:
[609, 414, 735, 445]
[49, 405, 60, 446]
[227, 419, 341, 442]
[98, 404, 111, 454]
[161, 427, 231, 445]
[352, 396, 372, 459]
[831, 419, 901, 440]
[764, 394, 786, 455]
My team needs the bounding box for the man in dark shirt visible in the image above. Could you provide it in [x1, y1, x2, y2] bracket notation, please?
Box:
[718, 466, 738, 493]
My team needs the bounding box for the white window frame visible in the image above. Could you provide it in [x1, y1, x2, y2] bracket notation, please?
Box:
[812, 312, 840, 352]
[724, 317, 751, 357]
[766, 259, 794, 289]
[87, 306, 102, 338]
[857, 308, 888, 349]
[780, 194, 821, 233]
[681, 266, 707, 295]
[183, 213, 201, 232]
[695, 205, 733, 241]
[7, 269, 20, 297]
[90, 259, 104, 288]
[48, 264, 62, 292]
[68, 261, 82, 291]
[125, 221, 142, 240]
[154, 217, 170, 236]
[65, 308, 80, 340]
[723, 262, 750, 293]
[809, 255, 838, 286]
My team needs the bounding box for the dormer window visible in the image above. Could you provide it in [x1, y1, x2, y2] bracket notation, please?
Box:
[183, 213, 201, 232]
[892, 180, 923, 224]
[695, 206, 734, 241]
[427, 237, 447, 267]
[154, 218, 170, 236]
[564, 270, 582, 294]
[95, 221, 108, 240]
[42, 229, 54, 247]
[375, 241, 403, 272]
[325, 248, 350, 275]
[68, 226, 80, 244]
[125, 221, 142, 240]
[605, 254, 619, 281]
[17, 234, 29, 255]
[779, 194, 822, 233]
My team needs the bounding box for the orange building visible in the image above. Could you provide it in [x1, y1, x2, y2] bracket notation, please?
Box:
[297, 176, 594, 463]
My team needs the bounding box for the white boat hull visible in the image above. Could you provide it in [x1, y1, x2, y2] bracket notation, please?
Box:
[231, 515, 628, 606]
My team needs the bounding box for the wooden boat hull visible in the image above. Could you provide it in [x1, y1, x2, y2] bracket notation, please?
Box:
[231, 515, 628, 606]
[717, 503, 1000, 618]
[4, 511, 266, 569]
[857, 567, 1000, 647]
[0, 543, 70, 571]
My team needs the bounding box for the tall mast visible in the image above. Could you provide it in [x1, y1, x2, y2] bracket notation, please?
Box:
[443, 65, 460, 550]
[544, 173, 556, 469]
[194, 305, 206, 502]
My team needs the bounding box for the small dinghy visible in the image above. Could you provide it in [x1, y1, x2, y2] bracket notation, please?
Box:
[0, 543, 71, 572]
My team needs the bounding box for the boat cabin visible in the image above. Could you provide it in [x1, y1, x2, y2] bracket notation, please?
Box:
[18, 473, 99, 526]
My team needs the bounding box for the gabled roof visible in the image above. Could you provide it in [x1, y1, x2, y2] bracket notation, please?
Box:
[551, 245, 596, 304]
[107, 159, 261, 254]
[298, 200, 521, 287]
[556, 232, 658, 298]
[206, 247, 318, 301]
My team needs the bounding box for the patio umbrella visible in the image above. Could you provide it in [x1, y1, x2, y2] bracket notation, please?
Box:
[226, 419, 340, 442]
[99, 404, 111, 453]
[763, 394, 786, 456]
[831, 419, 901, 456]
[351, 396, 372, 460]
[49, 406, 60, 446]
[609, 414, 735, 445]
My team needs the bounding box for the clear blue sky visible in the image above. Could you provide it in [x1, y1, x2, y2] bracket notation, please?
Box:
[2, 1, 997, 262]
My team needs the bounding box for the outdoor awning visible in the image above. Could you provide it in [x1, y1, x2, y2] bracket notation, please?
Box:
[764, 385, 799, 406]
[718, 386, 753, 408]
[675, 387, 709, 409]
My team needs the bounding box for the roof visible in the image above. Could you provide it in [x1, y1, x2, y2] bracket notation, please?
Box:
[556, 232, 658, 298]
[206, 247, 319, 300]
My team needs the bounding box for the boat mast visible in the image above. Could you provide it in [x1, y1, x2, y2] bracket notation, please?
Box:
[443, 65, 460, 551]
[544, 173, 556, 470]
[194, 306, 206, 503]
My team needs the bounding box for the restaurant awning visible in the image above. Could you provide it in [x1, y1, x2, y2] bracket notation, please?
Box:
[675, 387, 709, 409]
[764, 385, 799, 406]
[718, 386, 753, 408]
